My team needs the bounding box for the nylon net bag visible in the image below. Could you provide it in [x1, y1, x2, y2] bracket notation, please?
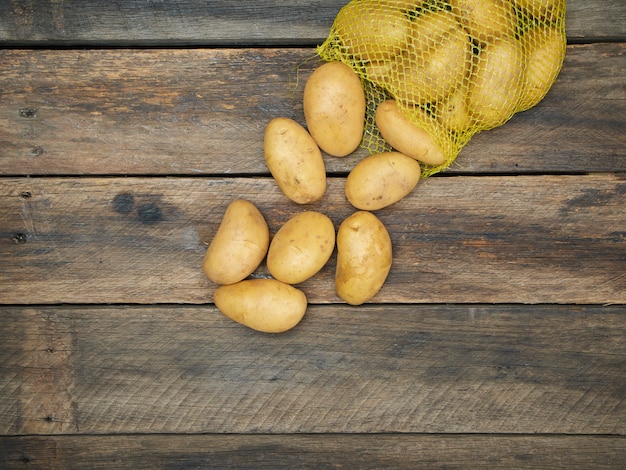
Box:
[317, 0, 566, 176]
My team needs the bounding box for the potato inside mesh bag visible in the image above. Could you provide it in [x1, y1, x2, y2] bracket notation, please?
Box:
[317, 0, 566, 176]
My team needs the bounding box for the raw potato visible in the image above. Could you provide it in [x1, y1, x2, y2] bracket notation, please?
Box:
[393, 9, 472, 104]
[303, 61, 366, 157]
[450, 0, 517, 44]
[345, 151, 420, 210]
[437, 87, 474, 133]
[334, 0, 411, 62]
[365, 60, 394, 90]
[336, 211, 392, 305]
[203, 199, 269, 285]
[267, 211, 336, 284]
[376, 99, 446, 165]
[214, 279, 307, 333]
[517, 25, 566, 112]
[408, 8, 465, 57]
[264, 117, 326, 204]
[468, 37, 524, 129]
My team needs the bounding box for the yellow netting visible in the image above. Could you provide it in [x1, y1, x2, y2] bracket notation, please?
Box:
[317, 0, 566, 176]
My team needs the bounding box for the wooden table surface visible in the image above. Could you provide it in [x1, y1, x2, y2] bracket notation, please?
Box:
[1, 1, 625, 468]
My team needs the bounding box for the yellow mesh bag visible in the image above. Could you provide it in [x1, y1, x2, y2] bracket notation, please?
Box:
[317, 0, 566, 176]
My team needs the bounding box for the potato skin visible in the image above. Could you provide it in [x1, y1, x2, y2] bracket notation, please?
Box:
[468, 37, 524, 129]
[264, 117, 326, 204]
[214, 279, 307, 333]
[437, 87, 474, 133]
[517, 25, 566, 112]
[303, 61, 366, 157]
[450, 0, 517, 44]
[336, 211, 392, 305]
[394, 9, 472, 105]
[345, 151, 420, 211]
[267, 211, 336, 284]
[203, 199, 269, 285]
[334, 0, 411, 62]
[375, 99, 446, 166]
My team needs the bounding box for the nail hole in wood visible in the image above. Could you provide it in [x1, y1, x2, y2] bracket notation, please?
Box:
[19, 108, 37, 118]
[30, 146, 45, 157]
[12, 233, 28, 244]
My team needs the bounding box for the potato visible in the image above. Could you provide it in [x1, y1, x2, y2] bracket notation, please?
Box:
[336, 211, 392, 305]
[303, 61, 366, 157]
[267, 211, 336, 284]
[203, 199, 269, 285]
[393, 10, 472, 104]
[449, 0, 517, 44]
[334, 0, 411, 62]
[375, 99, 446, 165]
[467, 37, 524, 129]
[409, 8, 464, 56]
[214, 279, 307, 333]
[514, 0, 565, 23]
[364, 60, 394, 90]
[517, 25, 566, 112]
[264, 117, 326, 204]
[345, 151, 421, 210]
[437, 87, 474, 134]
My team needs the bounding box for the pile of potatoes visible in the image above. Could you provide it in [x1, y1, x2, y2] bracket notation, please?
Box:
[204, 61, 417, 333]
[328, 0, 566, 135]
[204, 0, 566, 333]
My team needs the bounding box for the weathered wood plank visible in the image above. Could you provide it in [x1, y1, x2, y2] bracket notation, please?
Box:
[1, 434, 625, 469]
[0, 0, 623, 45]
[1, 304, 624, 435]
[0, 44, 624, 176]
[1, 175, 624, 305]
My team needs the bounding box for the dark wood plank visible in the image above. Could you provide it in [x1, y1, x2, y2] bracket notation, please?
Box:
[0, 0, 623, 45]
[0, 44, 623, 176]
[1, 434, 626, 469]
[1, 304, 624, 435]
[1, 175, 624, 305]
[0, 0, 342, 47]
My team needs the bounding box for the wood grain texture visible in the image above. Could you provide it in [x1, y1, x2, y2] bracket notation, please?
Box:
[1, 434, 625, 469]
[1, 175, 624, 305]
[0, 0, 624, 45]
[0, 2, 624, 465]
[1, 304, 624, 435]
[0, 0, 342, 46]
[1, 44, 624, 176]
